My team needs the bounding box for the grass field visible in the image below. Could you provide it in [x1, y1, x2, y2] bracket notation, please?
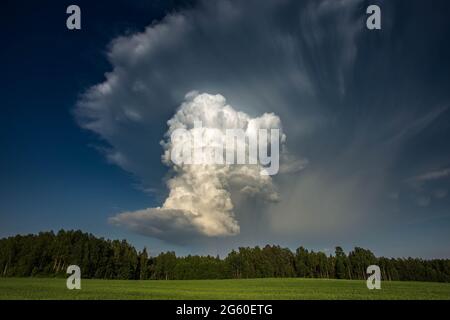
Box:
[1, 277, 449, 300]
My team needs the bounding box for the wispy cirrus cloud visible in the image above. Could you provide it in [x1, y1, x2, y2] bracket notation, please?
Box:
[408, 168, 450, 185]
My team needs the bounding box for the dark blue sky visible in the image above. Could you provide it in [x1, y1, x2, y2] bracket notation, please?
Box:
[1, 0, 450, 258]
[0, 0, 195, 251]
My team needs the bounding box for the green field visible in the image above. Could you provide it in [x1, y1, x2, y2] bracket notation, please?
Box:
[1, 278, 449, 300]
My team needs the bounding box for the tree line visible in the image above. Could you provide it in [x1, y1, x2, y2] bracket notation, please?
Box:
[1, 230, 449, 282]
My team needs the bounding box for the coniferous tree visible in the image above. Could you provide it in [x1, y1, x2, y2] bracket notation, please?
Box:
[1, 231, 449, 282]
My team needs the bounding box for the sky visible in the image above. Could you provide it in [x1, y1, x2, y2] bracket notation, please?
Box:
[1, 0, 450, 259]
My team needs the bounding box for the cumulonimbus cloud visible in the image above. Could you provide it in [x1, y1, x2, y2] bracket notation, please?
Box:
[76, 0, 450, 247]
[74, 0, 368, 243]
[109, 92, 296, 241]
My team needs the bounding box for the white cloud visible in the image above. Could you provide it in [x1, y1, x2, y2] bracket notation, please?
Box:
[76, 0, 366, 243]
[405, 168, 450, 207]
[409, 168, 450, 184]
[109, 92, 296, 240]
[77, 0, 440, 245]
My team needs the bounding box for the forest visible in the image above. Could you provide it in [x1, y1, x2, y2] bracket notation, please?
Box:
[1, 230, 449, 282]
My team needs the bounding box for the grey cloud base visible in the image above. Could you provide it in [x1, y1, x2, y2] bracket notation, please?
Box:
[109, 208, 202, 244]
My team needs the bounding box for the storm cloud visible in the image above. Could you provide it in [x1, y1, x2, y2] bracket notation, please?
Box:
[76, 0, 450, 249]
[109, 92, 296, 241]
